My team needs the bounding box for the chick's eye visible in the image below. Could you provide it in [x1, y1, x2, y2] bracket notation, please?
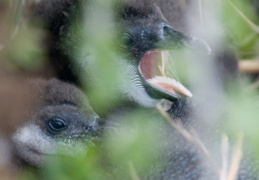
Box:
[119, 33, 134, 48]
[48, 118, 67, 132]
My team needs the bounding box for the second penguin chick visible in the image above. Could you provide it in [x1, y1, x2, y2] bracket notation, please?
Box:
[0, 78, 102, 168]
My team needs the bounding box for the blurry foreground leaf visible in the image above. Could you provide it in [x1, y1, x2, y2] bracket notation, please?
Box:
[5, 27, 46, 71]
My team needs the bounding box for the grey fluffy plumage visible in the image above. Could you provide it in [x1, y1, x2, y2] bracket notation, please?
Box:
[0, 78, 101, 168]
[10, 1, 258, 179]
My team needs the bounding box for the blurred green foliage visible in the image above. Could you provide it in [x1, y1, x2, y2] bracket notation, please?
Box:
[221, 0, 259, 58]
[6, 27, 46, 71]
[73, 0, 123, 115]
[32, 110, 163, 180]
[0, 0, 47, 72]
[225, 80, 259, 150]
[219, 0, 259, 153]
[1, 0, 259, 179]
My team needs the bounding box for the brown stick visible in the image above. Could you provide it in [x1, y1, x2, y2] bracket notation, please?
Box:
[128, 161, 140, 180]
[238, 60, 259, 73]
[220, 134, 229, 180]
[226, 133, 244, 180]
[156, 104, 221, 177]
[227, 0, 259, 33]
[198, 0, 204, 25]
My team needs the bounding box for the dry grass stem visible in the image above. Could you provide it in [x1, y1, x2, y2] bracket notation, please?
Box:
[227, 0, 259, 33]
[238, 60, 259, 73]
[188, 128, 211, 158]
[198, 0, 204, 25]
[226, 133, 244, 180]
[128, 161, 140, 180]
[11, 0, 24, 40]
[156, 104, 221, 177]
[156, 104, 193, 141]
[220, 134, 229, 180]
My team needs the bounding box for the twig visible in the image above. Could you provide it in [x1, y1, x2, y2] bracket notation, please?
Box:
[11, 0, 24, 40]
[238, 60, 259, 73]
[198, 0, 204, 26]
[189, 128, 212, 158]
[156, 104, 221, 177]
[156, 104, 193, 142]
[128, 161, 140, 180]
[226, 132, 244, 180]
[227, 0, 259, 33]
[220, 134, 229, 180]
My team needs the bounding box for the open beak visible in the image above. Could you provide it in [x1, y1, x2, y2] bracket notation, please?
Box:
[139, 27, 211, 101]
[139, 50, 192, 101]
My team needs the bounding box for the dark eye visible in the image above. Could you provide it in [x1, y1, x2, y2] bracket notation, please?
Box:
[119, 33, 134, 48]
[48, 118, 67, 132]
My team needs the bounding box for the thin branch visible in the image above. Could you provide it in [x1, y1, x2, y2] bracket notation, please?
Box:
[198, 0, 204, 26]
[220, 134, 229, 180]
[238, 60, 259, 73]
[227, 0, 259, 33]
[11, 0, 24, 40]
[226, 132, 244, 180]
[189, 128, 211, 158]
[156, 104, 193, 142]
[128, 161, 140, 180]
[156, 104, 221, 177]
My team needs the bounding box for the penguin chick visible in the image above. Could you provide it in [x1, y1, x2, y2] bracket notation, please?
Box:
[28, 0, 211, 107]
[0, 78, 101, 167]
